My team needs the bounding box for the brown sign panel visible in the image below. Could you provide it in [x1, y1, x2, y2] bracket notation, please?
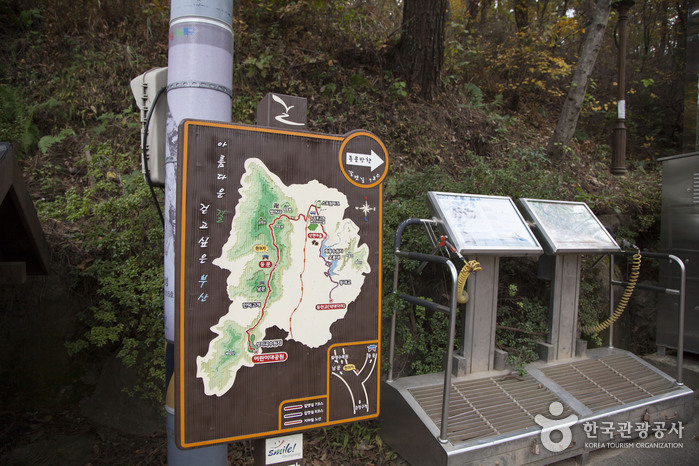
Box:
[257, 93, 308, 129]
[175, 121, 388, 448]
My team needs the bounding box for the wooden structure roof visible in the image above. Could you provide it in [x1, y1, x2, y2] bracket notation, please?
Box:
[0, 142, 50, 284]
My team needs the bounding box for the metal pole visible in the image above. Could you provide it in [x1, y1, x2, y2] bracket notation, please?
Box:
[616, 251, 688, 384]
[611, 0, 634, 175]
[388, 255, 399, 382]
[608, 253, 615, 348]
[439, 260, 459, 444]
[164, 1, 233, 463]
[668, 255, 687, 384]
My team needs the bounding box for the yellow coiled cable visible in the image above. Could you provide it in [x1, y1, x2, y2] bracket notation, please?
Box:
[582, 250, 641, 335]
[457, 260, 482, 304]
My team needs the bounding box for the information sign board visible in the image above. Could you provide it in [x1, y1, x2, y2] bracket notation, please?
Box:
[517, 199, 620, 254]
[175, 121, 387, 447]
[426, 192, 542, 256]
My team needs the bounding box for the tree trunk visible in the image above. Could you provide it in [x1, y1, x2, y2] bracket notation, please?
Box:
[396, 0, 448, 100]
[514, 0, 530, 30]
[480, 0, 492, 25]
[547, 0, 612, 162]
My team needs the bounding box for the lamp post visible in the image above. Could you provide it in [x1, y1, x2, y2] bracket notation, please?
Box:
[610, 0, 634, 175]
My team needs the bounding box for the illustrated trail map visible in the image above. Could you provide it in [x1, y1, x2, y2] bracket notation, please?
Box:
[175, 121, 387, 448]
[198, 158, 371, 396]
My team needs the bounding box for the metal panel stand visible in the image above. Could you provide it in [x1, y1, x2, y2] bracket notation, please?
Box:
[453, 256, 499, 376]
[540, 254, 581, 362]
[382, 197, 695, 465]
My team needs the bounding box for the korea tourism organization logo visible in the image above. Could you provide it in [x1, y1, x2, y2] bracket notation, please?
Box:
[582, 418, 685, 450]
[534, 402, 578, 452]
[535, 402, 686, 453]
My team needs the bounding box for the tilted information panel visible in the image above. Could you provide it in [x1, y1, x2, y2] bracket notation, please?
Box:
[517, 199, 620, 254]
[426, 192, 542, 257]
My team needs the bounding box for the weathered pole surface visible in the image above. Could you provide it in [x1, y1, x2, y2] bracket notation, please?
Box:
[610, 0, 634, 175]
[164, 1, 233, 463]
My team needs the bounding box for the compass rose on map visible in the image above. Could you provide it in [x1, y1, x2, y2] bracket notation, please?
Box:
[355, 197, 376, 222]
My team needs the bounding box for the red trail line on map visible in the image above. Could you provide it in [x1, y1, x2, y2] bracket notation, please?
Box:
[245, 204, 331, 351]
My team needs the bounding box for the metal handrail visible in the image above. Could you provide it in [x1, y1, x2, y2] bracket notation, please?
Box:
[389, 218, 459, 443]
[609, 250, 687, 384]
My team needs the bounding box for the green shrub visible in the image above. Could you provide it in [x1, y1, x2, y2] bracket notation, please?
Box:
[497, 284, 549, 372]
[0, 84, 62, 156]
[40, 142, 165, 401]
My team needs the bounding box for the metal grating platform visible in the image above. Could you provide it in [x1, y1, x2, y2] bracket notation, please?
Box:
[410, 374, 574, 443]
[541, 353, 679, 411]
[380, 349, 694, 465]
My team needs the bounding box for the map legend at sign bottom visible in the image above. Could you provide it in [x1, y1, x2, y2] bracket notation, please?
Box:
[280, 397, 327, 429]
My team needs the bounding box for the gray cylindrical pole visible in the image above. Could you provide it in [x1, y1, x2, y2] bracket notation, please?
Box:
[164, 1, 233, 463]
[608, 253, 615, 348]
